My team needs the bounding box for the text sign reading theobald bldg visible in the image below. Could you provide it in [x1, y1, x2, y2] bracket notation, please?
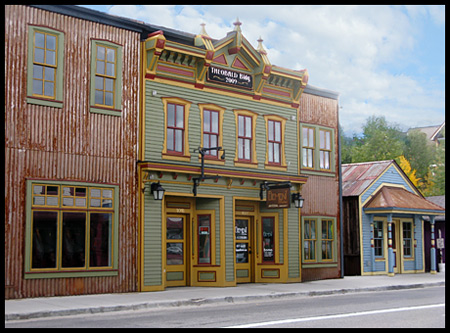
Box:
[207, 66, 253, 89]
[266, 187, 291, 209]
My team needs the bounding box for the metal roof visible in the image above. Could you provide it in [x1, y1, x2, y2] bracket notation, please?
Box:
[341, 160, 392, 197]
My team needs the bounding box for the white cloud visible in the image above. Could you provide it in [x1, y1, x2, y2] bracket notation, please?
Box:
[103, 5, 445, 135]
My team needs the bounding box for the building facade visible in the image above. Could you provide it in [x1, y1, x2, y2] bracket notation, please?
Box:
[138, 21, 341, 291]
[342, 160, 445, 276]
[4, 5, 146, 299]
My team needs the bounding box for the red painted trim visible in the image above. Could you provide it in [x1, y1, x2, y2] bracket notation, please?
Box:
[147, 30, 164, 38]
[157, 64, 194, 77]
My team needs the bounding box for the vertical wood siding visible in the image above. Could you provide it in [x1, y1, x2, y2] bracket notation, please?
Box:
[5, 5, 140, 299]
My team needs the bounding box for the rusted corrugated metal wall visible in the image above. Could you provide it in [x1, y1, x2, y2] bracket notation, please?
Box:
[298, 92, 341, 281]
[5, 5, 140, 299]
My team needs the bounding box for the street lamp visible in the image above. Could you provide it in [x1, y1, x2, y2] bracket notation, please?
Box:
[291, 192, 305, 208]
[150, 181, 165, 200]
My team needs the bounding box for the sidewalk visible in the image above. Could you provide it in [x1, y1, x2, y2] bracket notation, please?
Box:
[5, 272, 445, 321]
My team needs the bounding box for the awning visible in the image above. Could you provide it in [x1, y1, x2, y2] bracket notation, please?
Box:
[363, 186, 445, 216]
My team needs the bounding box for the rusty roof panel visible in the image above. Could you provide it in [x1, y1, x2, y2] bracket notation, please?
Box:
[341, 160, 392, 197]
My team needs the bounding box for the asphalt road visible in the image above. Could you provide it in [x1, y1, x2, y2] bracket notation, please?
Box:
[5, 286, 445, 328]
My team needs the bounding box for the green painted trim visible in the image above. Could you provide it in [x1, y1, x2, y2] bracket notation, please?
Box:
[89, 106, 122, 117]
[301, 216, 338, 264]
[299, 123, 336, 173]
[301, 170, 336, 177]
[24, 180, 120, 279]
[301, 263, 338, 269]
[27, 26, 65, 103]
[90, 39, 123, 112]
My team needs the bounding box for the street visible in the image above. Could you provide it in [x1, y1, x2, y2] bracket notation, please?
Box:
[5, 286, 445, 328]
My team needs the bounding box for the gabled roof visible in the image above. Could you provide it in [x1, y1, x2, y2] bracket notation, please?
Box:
[407, 122, 445, 142]
[364, 186, 445, 215]
[341, 160, 393, 197]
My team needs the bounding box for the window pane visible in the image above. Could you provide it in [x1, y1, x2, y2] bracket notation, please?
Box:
[61, 212, 86, 268]
[46, 50, 55, 66]
[268, 120, 274, 141]
[235, 219, 248, 240]
[46, 34, 56, 50]
[44, 67, 55, 81]
[274, 143, 280, 163]
[97, 45, 105, 60]
[176, 105, 184, 128]
[167, 128, 174, 151]
[307, 149, 313, 168]
[244, 139, 251, 160]
[236, 243, 248, 263]
[198, 215, 211, 264]
[105, 78, 114, 91]
[167, 243, 183, 265]
[90, 213, 112, 267]
[268, 142, 273, 162]
[105, 92, 114, 106]
[275, 121, 281, 142]
[167, 217, 183, 239]
[106, 48, 115, 62]
[167, 104, 175, 127]
[95, 76, 104, 90]
[33, 65, 43, 79]
[320, 130, 325, 149]
[326, 131, 331, 150]
[211, 111, 218, 133]
[238, 138, 243, 159]
[96, 60, 105, 75]
[32, 211, 57, 269]
[175, 129, 183, 152]
[210, 135, 217, 152]
[35, 32, 45, 48]
[245, 117, 252, 138]
[302, 127, 309, 146]
[302, 149, 307, 167]
[203, 134, 210, 149]
[203, 110, 210, 132]
[44, 81, 54, 97]
[238, 116, 244, 136]
[33, 79, 43, 95]
[33, 185, 45, 195]
[308, 128, 314, 147]
[262, 217, 275, 262]
[34, 48, 45, 63]
[106, 63, 115, 76]
[95, 90, 103, 105]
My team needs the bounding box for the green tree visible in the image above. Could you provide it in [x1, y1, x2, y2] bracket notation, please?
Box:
[403, 129, 436, 181]
[351, 116, 404, 162]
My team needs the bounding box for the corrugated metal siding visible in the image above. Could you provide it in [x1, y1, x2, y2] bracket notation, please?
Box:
[5, 5, 140, 299]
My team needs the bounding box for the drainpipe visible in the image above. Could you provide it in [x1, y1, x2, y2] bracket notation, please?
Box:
[338, 121, 344, 278]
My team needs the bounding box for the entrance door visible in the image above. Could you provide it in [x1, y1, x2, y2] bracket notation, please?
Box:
[391, 220, 401, 273]
[235, 217, 254, 283]
[166, 214, 189, 287]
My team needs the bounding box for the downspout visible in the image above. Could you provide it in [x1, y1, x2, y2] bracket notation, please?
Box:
[338, 111, 344, 278]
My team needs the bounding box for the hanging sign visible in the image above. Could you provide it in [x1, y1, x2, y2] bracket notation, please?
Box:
[266, 187, 291, 209]
[207, 66, 253, 89]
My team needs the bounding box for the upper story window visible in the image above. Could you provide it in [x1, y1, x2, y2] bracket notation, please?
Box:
[300, 124, 335, 174]
[199, 104, 226, 162]
[90, 40, 122, 116]
[264, 115, 287, 170]
[27, 26, 64, 108]
[161, 97, 191, 162]
[234, 109, 258, 168]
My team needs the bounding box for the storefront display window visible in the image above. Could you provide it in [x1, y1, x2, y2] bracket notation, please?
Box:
[198, 215, 211, 264]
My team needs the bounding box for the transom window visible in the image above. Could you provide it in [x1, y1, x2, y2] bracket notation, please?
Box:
[32, 31, 57, 98]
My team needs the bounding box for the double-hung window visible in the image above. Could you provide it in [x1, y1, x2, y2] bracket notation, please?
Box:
[90, 40, 122, 116]
[264, 115, 287, 170]
[27, 26, 64, 108]
[303, 219, 316, 261]
[234, 110, 258, 167]
[162, 97, 191, 161]
[373, 221, 384, 257]
[402, 222, 413, 258]
[300, 124, 335, 174]
[199, 103, 225, 162]
[25, 180, 119, 278]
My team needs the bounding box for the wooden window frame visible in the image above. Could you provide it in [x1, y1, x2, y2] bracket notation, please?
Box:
[89, 39, 123, 116]
[302, 126, 315, 170]
[24, 180, 119, 279]
[233, 109, 258, 168]
[199, 104, 225, 164]
[300, 124, 335, 175]
[27, 25, 64, 108]
[264, 115, 287, 171]
[402, 221, 414, 259]
[373, 220, 384, 257]
[161, 97, 191, 162]
[319, 129, 332, 171]
[302, 216, 337, 263]
[303, 218, 317, 262]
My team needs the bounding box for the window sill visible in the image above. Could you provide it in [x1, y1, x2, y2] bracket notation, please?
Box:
[24, 269, 118, 279]
[90, 106, 122, 116]
[162, 153, 191, 162]
[27, 96, 63, 108]
[234, 161, 258, 169]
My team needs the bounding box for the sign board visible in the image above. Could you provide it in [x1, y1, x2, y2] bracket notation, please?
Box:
[266, 187, 290, 209]
[437, 238, 444, 249]
[207, 66, 253, 89]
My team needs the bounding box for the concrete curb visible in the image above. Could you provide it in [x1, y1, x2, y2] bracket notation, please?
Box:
[5, 281, 444, 322]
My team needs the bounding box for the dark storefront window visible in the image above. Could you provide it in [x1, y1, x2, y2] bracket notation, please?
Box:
[262, 217, 275, 262]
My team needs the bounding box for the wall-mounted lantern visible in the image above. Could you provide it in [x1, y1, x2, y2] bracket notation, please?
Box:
[150, 181, 165, 200]
[291, 192, 305, 209]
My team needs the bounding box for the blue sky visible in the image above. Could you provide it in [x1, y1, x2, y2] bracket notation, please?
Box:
[80, 5, 445, 135]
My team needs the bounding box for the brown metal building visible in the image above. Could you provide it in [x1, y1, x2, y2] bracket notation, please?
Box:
[4, 5, 145, 299]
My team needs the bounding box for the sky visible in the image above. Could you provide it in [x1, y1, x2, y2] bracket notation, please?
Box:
[80, 5, 445, 136]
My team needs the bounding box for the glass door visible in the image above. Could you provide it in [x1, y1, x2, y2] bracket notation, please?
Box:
[235, 217, 253, 283]
[166, 215, 189, 287]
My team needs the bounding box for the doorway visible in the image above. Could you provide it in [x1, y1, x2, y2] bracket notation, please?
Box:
[165, 214, 190, 287]
[391, 220, 401, 273]
[235, 217, 255, 283]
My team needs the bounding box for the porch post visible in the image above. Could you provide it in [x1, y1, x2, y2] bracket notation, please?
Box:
[430, 215, 437, 274]
[369, 215, 375, 272]
[387, 213, 394, 276]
